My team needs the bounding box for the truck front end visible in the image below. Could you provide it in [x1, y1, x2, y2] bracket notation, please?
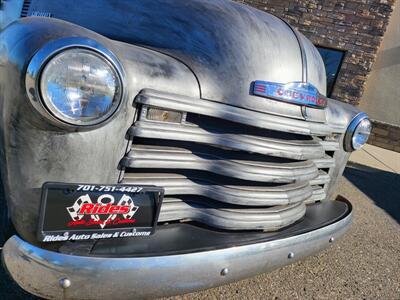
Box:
[0, 1, 371, 299]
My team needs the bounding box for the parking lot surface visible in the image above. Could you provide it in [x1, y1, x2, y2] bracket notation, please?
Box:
[1, 162, 400, 299]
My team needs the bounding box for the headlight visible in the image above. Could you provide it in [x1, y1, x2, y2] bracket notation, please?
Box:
[344, 113, 371, 151]
[39, 49, 122, 126]
[25, 37, 124, 127]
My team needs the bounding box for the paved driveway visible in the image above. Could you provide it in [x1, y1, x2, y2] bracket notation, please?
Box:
[1, 163, 399, 299]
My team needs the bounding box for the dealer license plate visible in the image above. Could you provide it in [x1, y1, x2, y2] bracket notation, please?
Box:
[38, 182, 164, 242]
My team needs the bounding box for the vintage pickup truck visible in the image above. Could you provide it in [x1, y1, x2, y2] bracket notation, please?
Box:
[0, 0, 371, 299]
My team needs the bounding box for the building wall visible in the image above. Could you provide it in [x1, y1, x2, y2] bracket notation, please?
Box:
[361, 3, 400, 126]
[367, 121, 400, 151]
[359, 3, 400, 152]
[239, 0, 395, 105]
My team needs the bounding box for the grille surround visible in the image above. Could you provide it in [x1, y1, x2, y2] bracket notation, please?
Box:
[121, 89, 345, 231]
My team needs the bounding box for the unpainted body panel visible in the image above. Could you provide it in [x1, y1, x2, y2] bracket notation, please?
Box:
[19, 0, 308, 106]
[0, 17, 199, 243]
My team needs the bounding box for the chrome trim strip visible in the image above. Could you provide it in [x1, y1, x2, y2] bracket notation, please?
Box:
[158, 199, 306, 231]
[122, 145, 319, 183]
[131, 120, 326, 160]
[276, 17, 307, 82]
[2, 206, 352, 299]
[136, 89, 345, 135]
[123, 173, 313, 206]
[292, 29, 308, 83]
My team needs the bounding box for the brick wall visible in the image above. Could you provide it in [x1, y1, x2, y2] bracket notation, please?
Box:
[238, 0, 395, 105]
[368, 120, 400, 152]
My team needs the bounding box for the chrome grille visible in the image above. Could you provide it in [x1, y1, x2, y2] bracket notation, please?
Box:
[120, 89, 345, 231]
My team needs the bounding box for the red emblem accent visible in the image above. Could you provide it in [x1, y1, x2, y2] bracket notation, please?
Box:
[253, 81, 328, 109]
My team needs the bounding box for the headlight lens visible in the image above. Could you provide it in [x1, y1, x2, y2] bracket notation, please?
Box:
[39, 48, 121, 125]
[344, 113, 371, 151]
[352, 118, 372, 150]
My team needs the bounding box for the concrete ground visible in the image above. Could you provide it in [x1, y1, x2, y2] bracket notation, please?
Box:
[349, 143, 400, 173]
[1, 144, 399, 299]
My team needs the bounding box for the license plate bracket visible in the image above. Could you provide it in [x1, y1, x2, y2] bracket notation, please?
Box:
[38, 182, 164, 242]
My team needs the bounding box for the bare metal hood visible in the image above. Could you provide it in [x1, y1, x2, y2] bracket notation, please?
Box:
[17, 0, 326, 110]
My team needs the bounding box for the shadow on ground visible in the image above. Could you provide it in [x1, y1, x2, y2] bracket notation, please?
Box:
[344, 163, 400, 224]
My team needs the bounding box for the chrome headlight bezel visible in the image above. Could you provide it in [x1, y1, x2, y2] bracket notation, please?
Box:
[344, 112, 371, 152]
[25, 37, 124, 128]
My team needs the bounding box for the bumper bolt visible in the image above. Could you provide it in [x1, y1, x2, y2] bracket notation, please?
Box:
[288, 252, 295, 259]
[221, 268, 229, 276]
[329, 237, 335, 243]
[59, 278, 71, 289]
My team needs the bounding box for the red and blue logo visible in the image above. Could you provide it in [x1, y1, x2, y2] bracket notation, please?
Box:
[253, 81, 328, 108]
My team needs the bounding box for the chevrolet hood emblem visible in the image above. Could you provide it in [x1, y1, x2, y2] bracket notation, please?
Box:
[253, 81, 328, 108]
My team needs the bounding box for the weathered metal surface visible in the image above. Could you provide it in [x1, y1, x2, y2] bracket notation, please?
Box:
[310, 171, 331, 185]
[307, 186, 326, 204]
[123, 145, 319, 183]
[158, 199, 306, 231]
[0, 18, 199, 243]
[313, 156, 336, 168]
[131, 120, 326, 160]
[12, 0, 305, 104]
[326, 137, 352, 200]
[136, 89, 346, 135]
[123, 173, 313, 206]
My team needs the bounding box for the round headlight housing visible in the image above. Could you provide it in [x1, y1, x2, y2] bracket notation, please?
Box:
[352, 118, 372, 150]
[344, 113, 372, 151]
[38, 48, 122, 126]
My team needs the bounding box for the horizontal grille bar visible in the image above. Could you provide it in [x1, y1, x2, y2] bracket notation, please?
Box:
[136, 89, 346, 136]
[130, 120, 326, 160]
[310, 170, 330, 185]
[123, 173, 313, 206]
[122, 145, 319, 183]
[308, 186, 326, 203]
[319, 140, 340, 151]
[158, 198, 306, 231]
[313, 156, 336, 168]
